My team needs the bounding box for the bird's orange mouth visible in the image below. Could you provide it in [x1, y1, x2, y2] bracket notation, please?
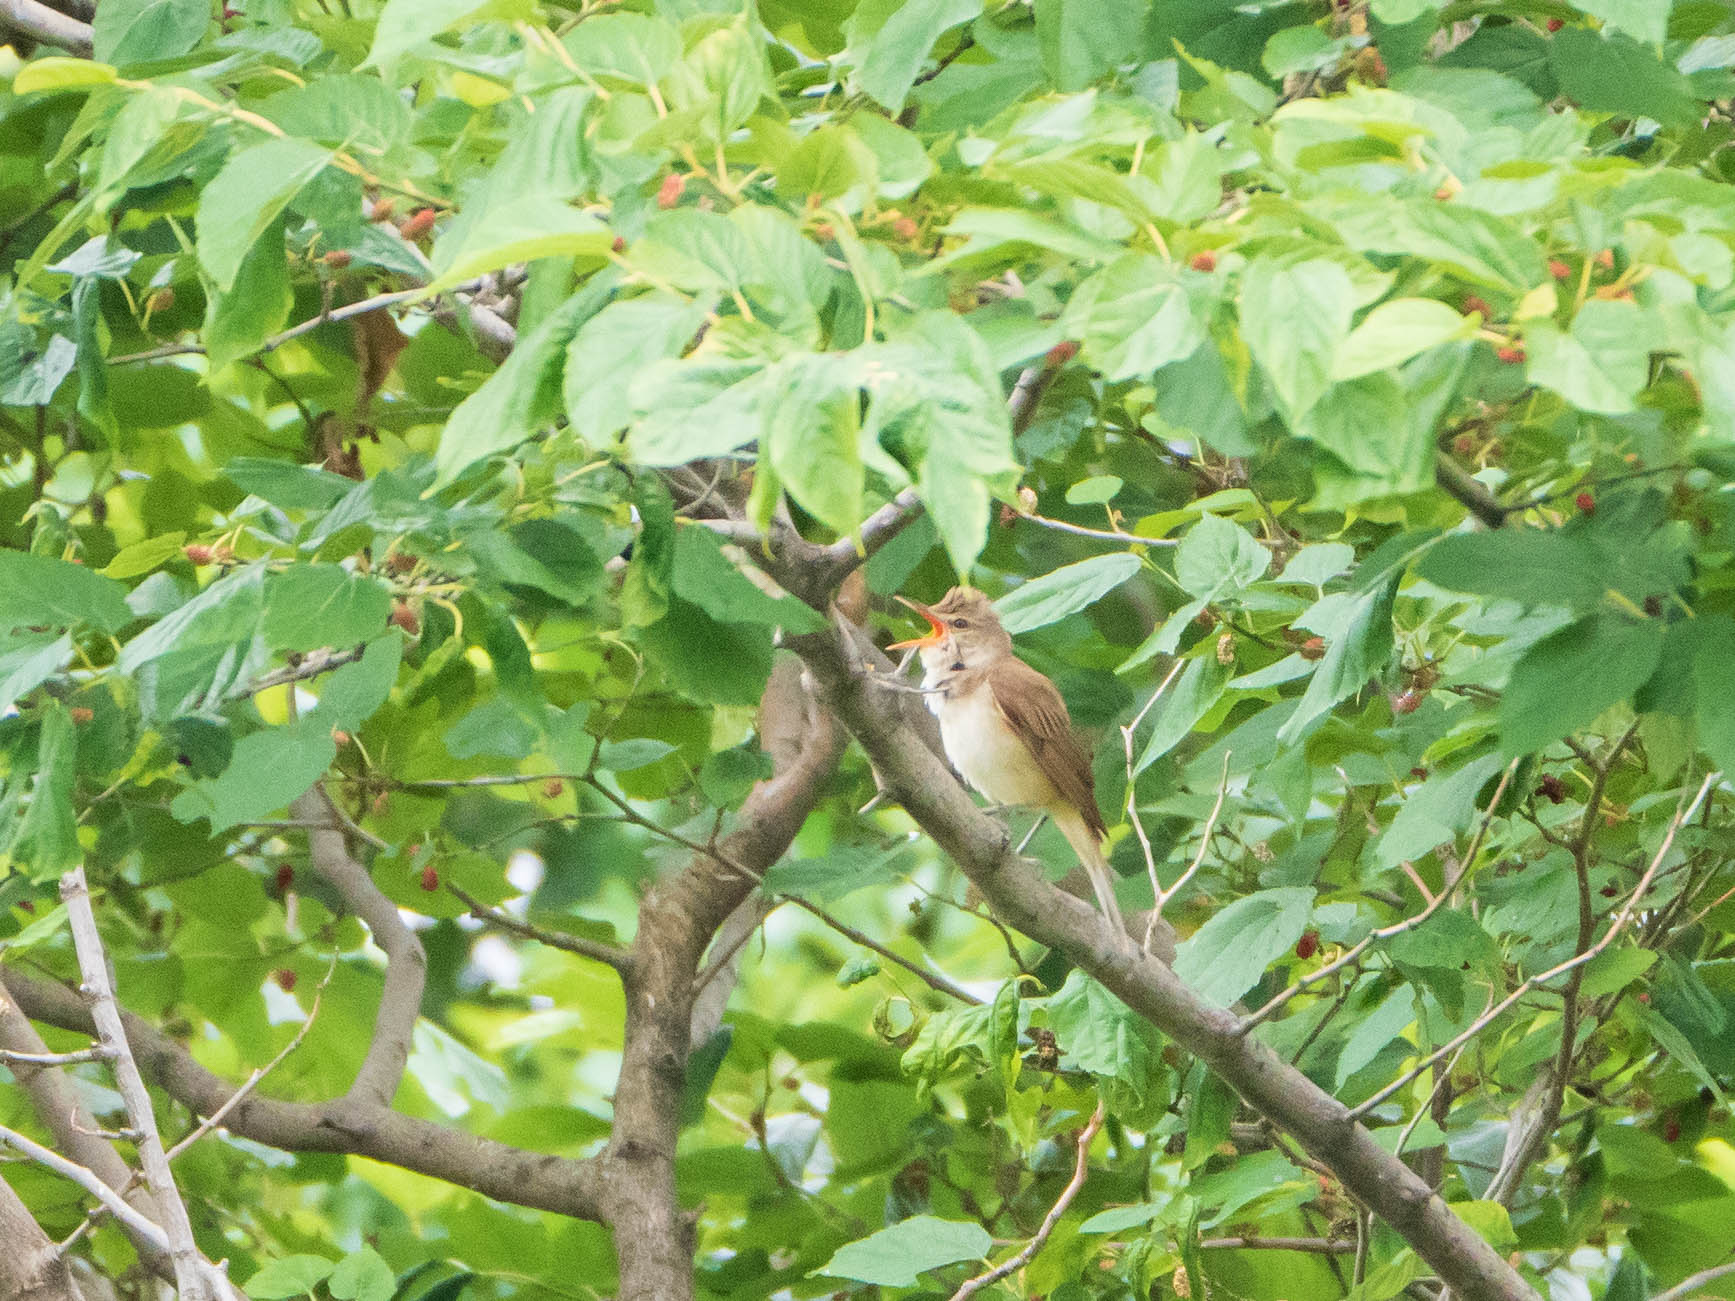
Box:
[888, 595, 946, 650]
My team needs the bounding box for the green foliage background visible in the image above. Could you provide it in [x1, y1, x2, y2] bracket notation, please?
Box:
[4, 0, 1735, 1297]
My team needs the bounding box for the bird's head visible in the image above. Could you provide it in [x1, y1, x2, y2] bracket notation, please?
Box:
[889, 586, 1011, 670]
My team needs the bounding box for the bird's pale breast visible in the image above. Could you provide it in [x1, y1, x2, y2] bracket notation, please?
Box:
[935, 686, 1060, 809]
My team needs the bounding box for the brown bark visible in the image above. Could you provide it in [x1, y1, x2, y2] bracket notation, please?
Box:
[786, 613, 1542, 1301]
[0, 1177, 87, 1301]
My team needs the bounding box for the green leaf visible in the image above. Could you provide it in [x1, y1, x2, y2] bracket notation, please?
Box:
[995, 553, 1143, 635]
[1174, 887, 1316, 1008]
[1240, 257, 1355, 421]
[426, 199, 611, 294]
[1580, 948, 1657, 999]
[1500, 613, 1664, 756]
[13, 703, 79, 880]
[1045, 968, 1164, 1105]
[1335, 985, 1415, 1088]
[0, 634, 74, 716]
[764, 355, 864, 535]
[1417, 529, 1606, 611]
[639, 600, 773, 706]
[245, 1255, 337, 1300]
[309, 636, 402, 733]
[362, 0, 529, 70]
[466, 519, 603, 606]
[263, 565, 394, 653]
[1332, 298, 1474, 381]
[432, 277, 615, 488]
[1550, 28, 1699, 129]
[1035, 0, 1150, 91]
[563, 294, 714, 444]
[844, 0, 981, 111]
[1065, 475, 1122, 505]
[203, 225, 293, 370]
[818, 1215, 991, 1286]
[1329, 196, 1544, 291]
[1135, 655, 1232, 774]
[12, 59, 118, 95]
[1376, 752, 1507, 867]
[1277, 576, 1399, 745]
[1694, 615, 1735, 777]
[1525, 313, 1648, 416]
[671, 527, 825, 632]
[169, 718, 337, 834]
[562, 12, 682, 84]
[92, 0, 208, 64]
[329, 1248, 395, 1301]
[0, 550, 132, 633]
[102, 533, 186, 580]
[195, 138, 331, 292]
[1063, 253, 1207, 382]
[1174, 513, 1271, 600]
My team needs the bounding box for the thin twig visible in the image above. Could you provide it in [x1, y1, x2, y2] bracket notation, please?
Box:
[0, 1123, 169, 1254]
[165, 958, 337, 1163]
[1151, 752, 1233, 947]
[1652, 1258, 1735, 1301]
[447, 882, 632, 973]
[782, 895, 982, 1005]
[1349, 772, 1718, 1119]
[1199, 1236, 1358, 1254]
[1239, 759, 1520, 1032]
[947, 1101, 1106, 1301]
[1021, 513, 1178, 547]
[0, 1045, 111, 1067]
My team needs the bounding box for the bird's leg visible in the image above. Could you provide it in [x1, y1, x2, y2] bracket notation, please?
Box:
[1014, 813, 1048, 855]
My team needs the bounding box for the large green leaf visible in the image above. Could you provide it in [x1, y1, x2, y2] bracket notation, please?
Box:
[169, 718, 338, 834]
[1064, 253, 1208, 381]
[195, 138, 331, 292]
[1240, 257, 1355, 421]
[1500, 613, 1665, 756]
[1551, 28, 1699, 129]
[995, 553, 1143, 634]
[1174, 887, 1316, 1008]
[92, 0, 208, 64]
[362, 0, 533, 71]
[263, 565, 394, 653]
[0, 550, 132, 633]
[818, 1216, 991, 1286]
[11, 703, 79, 880]
[844, 0, 981, 110]
[563, 294, 715, 443]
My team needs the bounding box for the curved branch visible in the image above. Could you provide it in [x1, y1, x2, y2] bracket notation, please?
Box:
[291, 786, 425, 1108]
[786, 612, 1542, 1301]
[0, 966, 609, 1221]
[0, 0, 93, 55]
[603, 659, 847, 1301]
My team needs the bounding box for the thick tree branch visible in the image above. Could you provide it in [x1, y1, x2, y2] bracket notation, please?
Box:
[0, 966, 610, 1220]
[786, 612, 1543, 1301]
[290, 786, 425, 1108]
[0, 0, 93, 55]
[603, 659, 846, 1301]
[0, 1177, 86, 1301]
[0, 1121, 170, 1256]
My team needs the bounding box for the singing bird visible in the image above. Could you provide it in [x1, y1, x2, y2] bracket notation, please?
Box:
[890, 587, 1127, 940]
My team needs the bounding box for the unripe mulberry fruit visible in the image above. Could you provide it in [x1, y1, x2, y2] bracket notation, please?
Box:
[1189, 250, 1217, 272]
[1461, 295, 1491, 318]
[1548, 258, 1571, 280]
[370, 197, 396, 223]
[1538, 774, 1567, 804]
[389, 601, 420, 636]
[145, 287, 175, 313]
[420, 864, 439, 892]
[1295, 930, 1320, 960]
[1496, 345, 1526, 364]
[69, 706, 94, 724]
[1299, 636, 1326, 661]
[273, 968, 298, 992]
[323, 249, 352, 268]
[543, 778, 564, 799]
[657, 173, 686, 209]
[893, 216, 919, 241]
[1393, 688, 1422, 714]
[1575, 492, 1595, 514]
[275, 864, 294, 892]
[1044, 340, 1078, 367]
[184, 543, 214, 565]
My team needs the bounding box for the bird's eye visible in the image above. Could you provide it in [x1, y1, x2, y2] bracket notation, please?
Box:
[951, 618, 969, 629]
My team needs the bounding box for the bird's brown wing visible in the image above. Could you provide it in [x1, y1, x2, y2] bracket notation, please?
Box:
[985, 658, 1108, 840]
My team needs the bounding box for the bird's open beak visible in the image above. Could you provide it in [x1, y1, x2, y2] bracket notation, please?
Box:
[888, 595, 946, 650]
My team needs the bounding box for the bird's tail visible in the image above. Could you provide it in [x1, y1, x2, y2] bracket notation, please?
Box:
[1052, 805, 1127, 939]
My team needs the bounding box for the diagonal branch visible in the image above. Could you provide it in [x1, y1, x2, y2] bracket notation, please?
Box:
[786, 611, 1543, 1301]
[0, 965, 610, 1220]
[0, 0, 92, 55]
[60, 865, 238, 1301]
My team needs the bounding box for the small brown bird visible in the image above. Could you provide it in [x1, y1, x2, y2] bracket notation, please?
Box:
[890, 587, 1126, 939]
